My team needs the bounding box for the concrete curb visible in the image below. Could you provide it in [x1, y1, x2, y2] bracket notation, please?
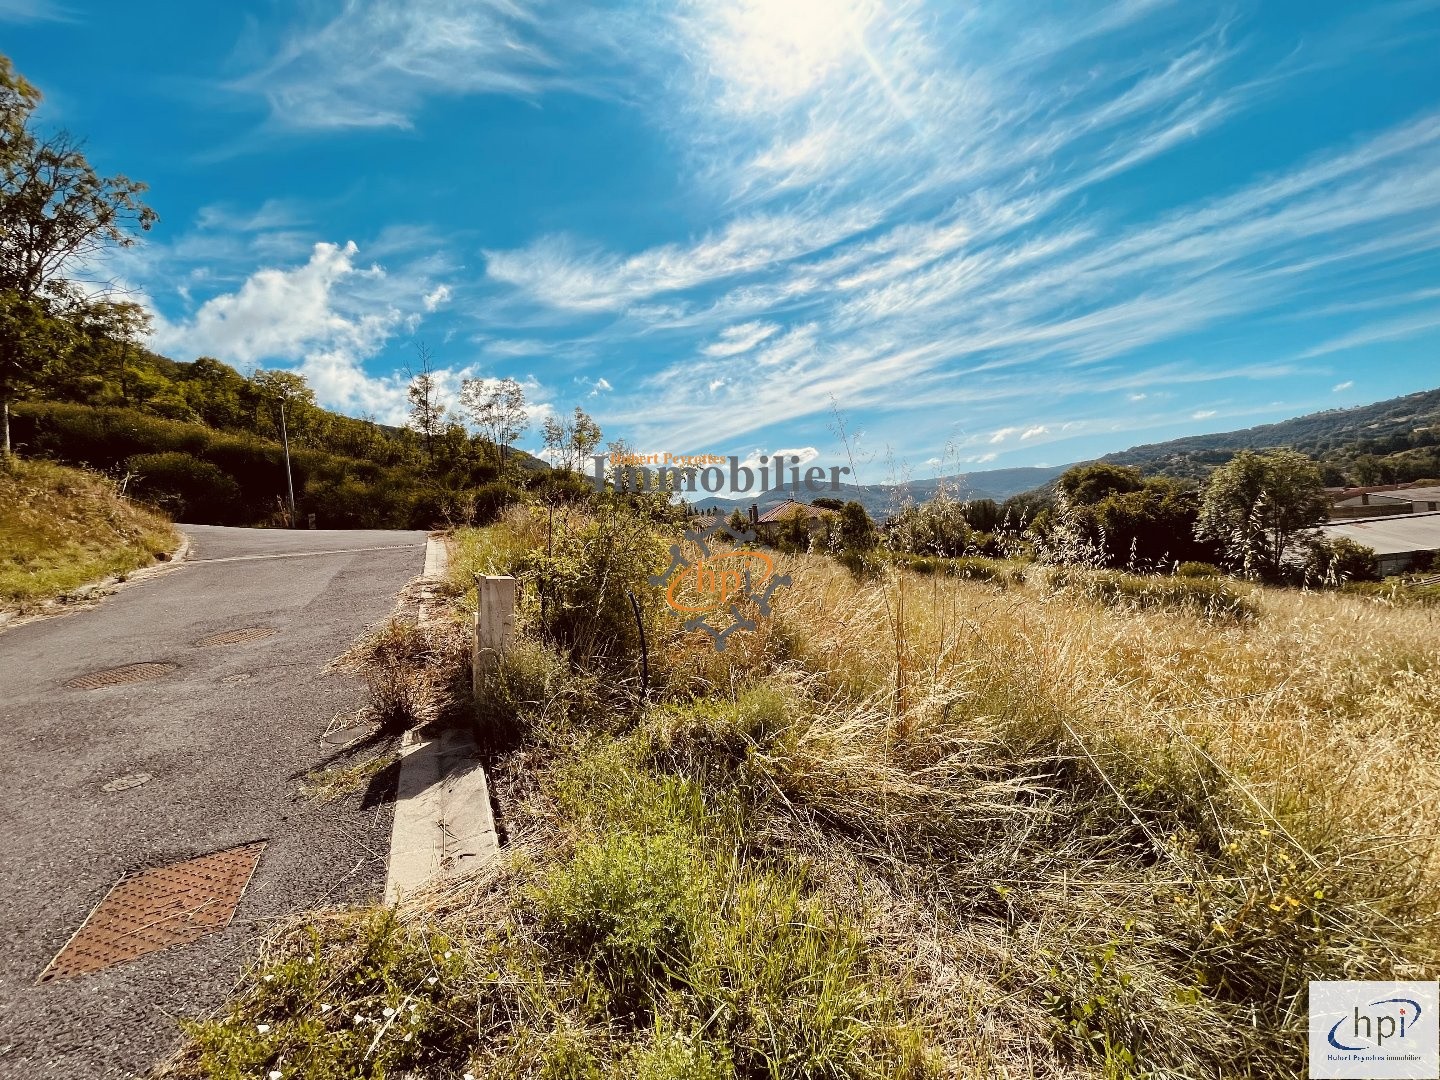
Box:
[383, 532, 502, 904]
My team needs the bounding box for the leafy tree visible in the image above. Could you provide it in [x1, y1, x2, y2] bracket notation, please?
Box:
[811, 496, 845, 511]
[249, 369, 315, 428]
[1057, 463, 1145, 505]
[1195, 449, 1328, 579]
[75, 299, 150, 405]
[0, 54, 156, 457]
[542, 405, 602, 472]
[838, 500, 877, 550]
[405, 343, 446, 468]
[460, 375, 528, 471]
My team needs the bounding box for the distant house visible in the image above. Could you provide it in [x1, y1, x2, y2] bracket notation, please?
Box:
[1318, 511, 1440, 576]
[750, 499, 837, 543]
[1326, 483, 1440, 520]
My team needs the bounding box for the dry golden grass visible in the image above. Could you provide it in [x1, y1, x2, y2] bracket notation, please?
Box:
[163, 514, 1440, 1080]
[775, 557, 1440, 882]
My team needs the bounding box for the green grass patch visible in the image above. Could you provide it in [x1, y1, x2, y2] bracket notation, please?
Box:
[0, 457, 177, 612]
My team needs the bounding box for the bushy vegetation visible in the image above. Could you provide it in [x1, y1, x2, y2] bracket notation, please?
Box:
[1045, 566, 1258, 619]
[167, 500, 1439, 1079]
[9, 399, 543, 529]
[0, 457, 176, 611]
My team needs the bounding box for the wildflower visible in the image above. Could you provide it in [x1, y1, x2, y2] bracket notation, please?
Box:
[256, 1024, 270, 1034]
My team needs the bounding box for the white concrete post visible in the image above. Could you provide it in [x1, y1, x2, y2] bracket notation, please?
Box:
[473, 575, 519, 699]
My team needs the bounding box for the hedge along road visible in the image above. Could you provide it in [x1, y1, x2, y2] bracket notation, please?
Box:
[0, 524, 429, 1079]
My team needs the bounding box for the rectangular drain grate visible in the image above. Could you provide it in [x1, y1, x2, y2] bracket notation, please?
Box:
[195, 627, 277, 647]
[39, 842, 265, 981]
[66, 662, 177, 690]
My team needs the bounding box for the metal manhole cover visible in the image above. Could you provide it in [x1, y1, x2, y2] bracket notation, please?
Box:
[38, 842, 266, 982]
[66, 663, 177, 690]
[195, 626, 277, 647]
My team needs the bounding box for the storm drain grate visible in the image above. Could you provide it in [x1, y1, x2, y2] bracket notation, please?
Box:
[65, 663, 177, 690]
[194, 626, 277, 648]
[38, 842, 265, 981]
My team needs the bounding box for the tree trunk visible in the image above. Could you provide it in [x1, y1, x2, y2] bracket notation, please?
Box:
[2, 396, 10, 460]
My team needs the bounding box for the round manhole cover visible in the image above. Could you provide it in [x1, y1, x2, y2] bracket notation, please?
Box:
[66, 663, 177, 690]
[102, 773, 151, 792]
[195, 626, 277, 648]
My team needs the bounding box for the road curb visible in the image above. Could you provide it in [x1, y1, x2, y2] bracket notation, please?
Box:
[384, 532, 502, 904]
[0, 526, 192, 636]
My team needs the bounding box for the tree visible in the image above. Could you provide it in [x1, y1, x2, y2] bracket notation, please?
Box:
[459, 375, 528, 470]
[542, 405, 602, 472]
[838, 500, 877, 550]
[1195, 449, 1328, 579]
[1057, 463, 1145, 505]
[1048, 463, 1216, 570]
[75, 299, 150, 405]
[0, 54, 156, 458]
[405, 343, 446, 468]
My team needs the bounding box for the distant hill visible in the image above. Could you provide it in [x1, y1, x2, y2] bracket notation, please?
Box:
[1100, 387, 1440, 482]
[690, 464, 1071, 521]
[693, 387, 1440, 521]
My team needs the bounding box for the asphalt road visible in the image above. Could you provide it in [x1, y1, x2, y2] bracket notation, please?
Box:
[0, 525, 430, 1078]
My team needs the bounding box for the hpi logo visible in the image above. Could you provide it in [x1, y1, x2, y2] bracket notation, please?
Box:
[649, 519, 791, 651]
[1310, 981, 1439, 1079]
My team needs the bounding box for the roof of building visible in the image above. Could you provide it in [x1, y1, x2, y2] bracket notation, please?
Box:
[1319, 511, 1440, 555]
[755, 499, 837, 524]
[1327, 482, 1440, 504]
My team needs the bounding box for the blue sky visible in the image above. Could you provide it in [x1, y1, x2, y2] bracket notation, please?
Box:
[6, 0, 1440, 480]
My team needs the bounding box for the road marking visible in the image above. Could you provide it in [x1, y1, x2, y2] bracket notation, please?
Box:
[185, 543, 426, 565]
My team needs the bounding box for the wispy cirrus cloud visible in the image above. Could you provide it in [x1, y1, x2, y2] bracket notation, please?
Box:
[471, 0, 1440, 454]
[230, 0, 616, 130]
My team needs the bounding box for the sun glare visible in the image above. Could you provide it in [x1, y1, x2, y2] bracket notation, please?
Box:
[709, 0, 872, 108]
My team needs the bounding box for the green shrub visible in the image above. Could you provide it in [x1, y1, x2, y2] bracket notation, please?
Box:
[534, 832, 707, 1011]
[1175, 561, 1222, 578]
[519, 507, 668, 671]
[473, 480, 525, 525]
[1301, 536, 1380, 585]
[126, 451, 243, 524]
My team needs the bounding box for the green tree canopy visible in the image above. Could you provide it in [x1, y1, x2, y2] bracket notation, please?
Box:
[1195, 449, 1328, 579]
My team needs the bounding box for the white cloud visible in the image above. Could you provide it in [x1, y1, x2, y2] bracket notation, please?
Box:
[589, 377, 613, 396]
[1192, 409, 1217, 419]
[232, 0, 614, 130]
[1020, 425, 1049, 440]
[148, 241, 458, 424]
[483, 208, 879, 312]
[739, 446, 820, 469]
[1332, 380, 1354, 392]
[423, 284, 451, 311]
[989, 427, 1018, 444]
[702, 321, 780, 357]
